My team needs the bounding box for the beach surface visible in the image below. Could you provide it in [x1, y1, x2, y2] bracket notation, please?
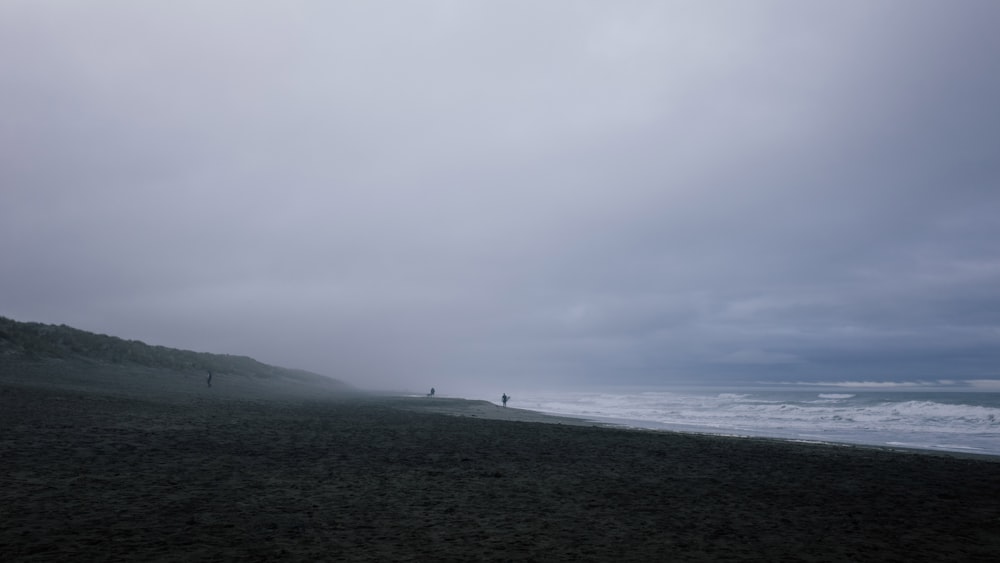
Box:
[2, 365, 1000, 561]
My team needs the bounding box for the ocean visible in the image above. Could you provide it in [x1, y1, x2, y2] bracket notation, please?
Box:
[513, 388, 1000, 457]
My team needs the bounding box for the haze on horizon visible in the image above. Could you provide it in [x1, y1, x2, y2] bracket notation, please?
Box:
[2, 1, 999, 395]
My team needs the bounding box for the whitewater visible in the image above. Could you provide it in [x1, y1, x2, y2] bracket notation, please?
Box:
[512, 389, 1000, 457]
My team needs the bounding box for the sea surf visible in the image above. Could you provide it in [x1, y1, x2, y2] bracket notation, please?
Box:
[513, 388, 1000, 457]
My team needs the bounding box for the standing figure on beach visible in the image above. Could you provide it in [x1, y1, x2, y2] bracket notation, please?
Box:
[501, 393, 509, 407]
[206, 371, 213, 388]
[428, 387, 435, 397]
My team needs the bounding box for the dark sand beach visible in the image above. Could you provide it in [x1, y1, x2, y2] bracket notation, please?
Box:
[2, 365, 1000, 561]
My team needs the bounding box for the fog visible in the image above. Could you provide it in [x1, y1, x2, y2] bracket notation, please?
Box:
[3, 2, 999, 394]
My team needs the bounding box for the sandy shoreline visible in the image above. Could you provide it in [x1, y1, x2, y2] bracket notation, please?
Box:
[385, 396, 605, 426]
[396, 394, 1000, 462]
[3, 377, 1000, 561]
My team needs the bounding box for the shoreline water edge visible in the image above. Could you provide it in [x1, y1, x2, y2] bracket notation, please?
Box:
[413, 389, 1000, 459]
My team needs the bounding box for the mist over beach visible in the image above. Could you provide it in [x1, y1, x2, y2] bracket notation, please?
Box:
[3, 339, 1000, 561]
[3, 1, 1000, 560]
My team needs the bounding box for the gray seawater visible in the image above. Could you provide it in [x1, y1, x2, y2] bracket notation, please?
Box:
[516, 389, 1000, 456]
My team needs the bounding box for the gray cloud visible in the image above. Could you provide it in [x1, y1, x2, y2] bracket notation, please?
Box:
[3, 1, 999, 394]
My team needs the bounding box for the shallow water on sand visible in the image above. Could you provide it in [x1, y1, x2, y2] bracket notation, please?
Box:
[515, 389, 1000, 456]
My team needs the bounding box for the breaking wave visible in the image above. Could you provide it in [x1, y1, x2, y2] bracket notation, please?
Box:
[516, 389, 1000, 456]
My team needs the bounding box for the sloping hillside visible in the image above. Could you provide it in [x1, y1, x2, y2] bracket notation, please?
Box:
[0, 316, 349, 394]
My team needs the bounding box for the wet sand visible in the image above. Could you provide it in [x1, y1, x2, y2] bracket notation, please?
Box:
[2, 374, 1000, 561]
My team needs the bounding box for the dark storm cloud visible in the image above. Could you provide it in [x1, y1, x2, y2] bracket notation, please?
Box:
[2, 1, 999, 393]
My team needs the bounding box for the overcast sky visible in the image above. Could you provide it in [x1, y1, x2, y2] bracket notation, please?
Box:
[3, 1, 999, 394]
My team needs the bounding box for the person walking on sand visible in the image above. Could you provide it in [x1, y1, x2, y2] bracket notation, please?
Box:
[501, 393, 509, 407]
[206, 371, 212, 388]
[428, 387, 435, 397]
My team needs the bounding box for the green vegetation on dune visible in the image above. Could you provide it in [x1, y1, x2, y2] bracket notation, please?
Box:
[0, 316, 346, 387]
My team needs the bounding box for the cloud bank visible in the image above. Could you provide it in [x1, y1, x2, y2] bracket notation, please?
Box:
[2, 2, 999, 392]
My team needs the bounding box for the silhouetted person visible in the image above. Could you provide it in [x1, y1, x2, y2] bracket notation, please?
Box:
[206, 371, 213, 388]
[501, 393, 509, 407]
[428, 387, 435, 397]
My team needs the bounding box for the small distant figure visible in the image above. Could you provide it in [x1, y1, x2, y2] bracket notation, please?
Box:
[501, 393, 509, 408]
[428, 387, 435, 397]
[206, 371, 213, 388]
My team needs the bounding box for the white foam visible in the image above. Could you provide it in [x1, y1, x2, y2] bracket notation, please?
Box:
[517, 390, 1000, 456]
